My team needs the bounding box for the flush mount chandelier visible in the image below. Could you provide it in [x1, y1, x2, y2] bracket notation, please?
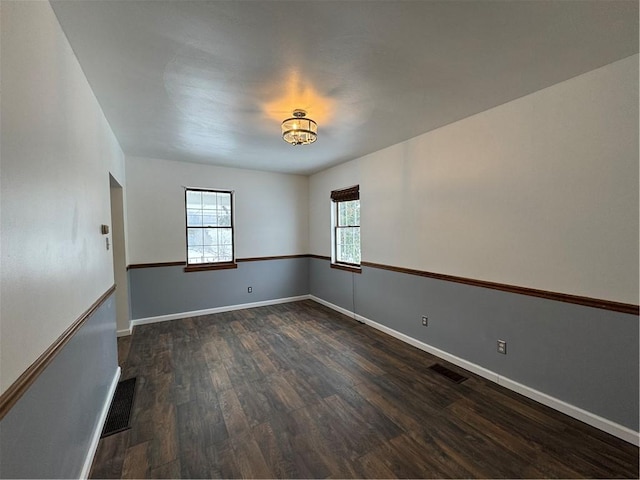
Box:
[281, 109, 318, 146]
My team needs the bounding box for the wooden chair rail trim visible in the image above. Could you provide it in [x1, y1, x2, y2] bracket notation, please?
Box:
[360, 261, 639, 315]
[0, 284, 117, 420]
[308, 254, 331, 261]
[127, 261, 186, 270]
[128, 255, 311, 270]
[126, 256, 637, 315]
[236, 254, 309, 262]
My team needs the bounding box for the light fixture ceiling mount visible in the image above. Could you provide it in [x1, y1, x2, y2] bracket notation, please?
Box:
[282, 109, 318, 146]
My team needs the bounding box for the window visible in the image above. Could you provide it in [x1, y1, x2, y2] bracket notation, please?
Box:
[185, 188, 235, 268]
[331, 185, 360, 268]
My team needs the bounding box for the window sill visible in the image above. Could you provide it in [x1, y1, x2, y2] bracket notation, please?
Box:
[184, 262, 238, 272]
[331, 263, 362, 274]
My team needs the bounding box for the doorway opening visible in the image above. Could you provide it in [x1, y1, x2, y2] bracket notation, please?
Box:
[109, 174, 130, 336]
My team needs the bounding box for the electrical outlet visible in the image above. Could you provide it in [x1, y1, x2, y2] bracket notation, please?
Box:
[497, 340, 507, 354]
[247, 287, 252, 293]
[421, 316, 428, 326]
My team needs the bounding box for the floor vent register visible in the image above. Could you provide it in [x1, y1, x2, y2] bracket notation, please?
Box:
[101, 377, 137, 438]
[428, 363, 468, 384]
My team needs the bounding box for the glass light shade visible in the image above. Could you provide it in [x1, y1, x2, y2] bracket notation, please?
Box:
[282, 110, 318, 145]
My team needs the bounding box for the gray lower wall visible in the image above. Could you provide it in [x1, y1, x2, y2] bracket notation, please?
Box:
[128, 258, 310, 319]
[0, 294, 119, 479]
[309, 257, 639, 432]
[309, 260, 356, 314]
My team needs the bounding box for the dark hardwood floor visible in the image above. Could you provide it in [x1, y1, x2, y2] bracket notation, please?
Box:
[91, 300, 639, 479]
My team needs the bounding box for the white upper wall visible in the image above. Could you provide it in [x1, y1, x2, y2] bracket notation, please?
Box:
[1, 2, 125, 392]
[125, 156, 309, 264]
[310, 55, 639, 305]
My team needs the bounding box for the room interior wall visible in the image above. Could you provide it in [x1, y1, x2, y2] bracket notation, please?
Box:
[126, 155, 309, 263]
[125, 156, 310, 320]
[1, 3, 636, 475]
[0, 1, 125, 477]
[308, 55, 639, 435]
[311, 54, 638, 305]
[1, 0, 124, 394]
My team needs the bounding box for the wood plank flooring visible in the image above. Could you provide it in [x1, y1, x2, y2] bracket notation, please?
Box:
[90, 300, 639, 478]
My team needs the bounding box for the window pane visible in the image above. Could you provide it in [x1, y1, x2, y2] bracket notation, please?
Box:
[186, 191, 202, 209]
[218, 192, 231, 207]
[336, 225, 360, 264]
[187, 209, 203, 227]
[338, 203, 345, 226]
[218, 211, 231, 227]
[337, 228, 346, 247]
[219, 245, 233, 262]
[203, 245, 217, 263]
[203, 228, 218, 246]
[188, 245, 204, 263]
[220, 228, 232, 245]
[338, 200, 359, 227]
[187, 228, 204, 247]
[202, 191, 217, 209]
[202, 213, 217, 226]
[346, 202, 354, 226]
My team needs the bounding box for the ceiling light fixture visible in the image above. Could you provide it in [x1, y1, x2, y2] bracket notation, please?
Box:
[282, 109, 317, 146]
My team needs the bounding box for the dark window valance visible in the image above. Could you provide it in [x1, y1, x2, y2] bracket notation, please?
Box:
[330, 185, 359, 202]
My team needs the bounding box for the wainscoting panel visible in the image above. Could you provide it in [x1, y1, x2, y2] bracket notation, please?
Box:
[309, 256, 356, 315]
[0, 294, 118, 479]
[128, 257, 309, 320]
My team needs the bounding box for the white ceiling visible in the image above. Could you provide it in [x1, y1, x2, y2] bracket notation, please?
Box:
[50, 1, 638, 175]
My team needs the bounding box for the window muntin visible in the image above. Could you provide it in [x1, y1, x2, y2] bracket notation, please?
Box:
[185, 189, 234, 265]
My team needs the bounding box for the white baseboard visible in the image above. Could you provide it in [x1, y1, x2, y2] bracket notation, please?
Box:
[130, 295, 312, 330]
[309, 295, 640, 447]
[311, 295, 357, 319]
[497, 375, 638, 445]
[81, 366, 121, 479]
[116, 328, 131, 337]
